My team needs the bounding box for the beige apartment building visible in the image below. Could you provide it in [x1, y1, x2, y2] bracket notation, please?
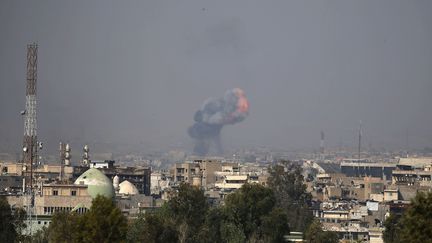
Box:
[172, 159, 239, 188]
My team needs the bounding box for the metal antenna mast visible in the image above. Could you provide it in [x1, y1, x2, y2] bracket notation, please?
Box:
[21, 43, 38, 237]
[358, 121, 362, 161]
[22, 43, 38, 190]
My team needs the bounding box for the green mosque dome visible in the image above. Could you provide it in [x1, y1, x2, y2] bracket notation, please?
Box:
[74, 168, 115, 199]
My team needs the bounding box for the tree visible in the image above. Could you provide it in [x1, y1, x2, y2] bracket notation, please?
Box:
[304, 219, 338, 243]
[166, 183, 209, 242]
[127, 183, 291, 243]
[383, 213, 403, 243]
[47, 195, 127, 243]
[128, 183, 289, 243]
[220, 222, 246, 243]
[0, 196, 17, 242]
[30, 227, 49, 243]
[127, 213, 146, 243]
[197, 207, 224, 243]
[127, 212, 177, 243]
[127, 184, 207, 243]
[13, 206, 27, 242]
[48, 211, 80, 243]
[82, 195, 128, 243]
[259, 208, 291, 243]
[398, 192, 432, 243]
[268, 160, 314, 232]
[168, 183, 208, 226]
[224, 183, 275, 238]
[196, 206, 248, 243]
[224, 183, 289, 242]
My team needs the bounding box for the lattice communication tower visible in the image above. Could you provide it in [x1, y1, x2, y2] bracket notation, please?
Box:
[22, 43, 38, 191]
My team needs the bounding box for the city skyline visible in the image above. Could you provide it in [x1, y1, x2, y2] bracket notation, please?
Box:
[1, 1, 431, 154]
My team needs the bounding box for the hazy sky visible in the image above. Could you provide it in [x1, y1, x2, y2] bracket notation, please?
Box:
[1, 0, 431, 154]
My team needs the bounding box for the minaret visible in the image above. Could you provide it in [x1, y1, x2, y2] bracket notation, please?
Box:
[59, 142, 71, 182]
[83, 145, 90, 166]
[59, 142, 65, 181]
[22, 43, 38, 190]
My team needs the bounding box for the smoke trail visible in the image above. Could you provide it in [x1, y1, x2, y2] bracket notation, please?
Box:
[188, 88, 249, 156]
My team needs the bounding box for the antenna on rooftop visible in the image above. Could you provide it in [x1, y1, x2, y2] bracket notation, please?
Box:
[358, 121, 362, 161]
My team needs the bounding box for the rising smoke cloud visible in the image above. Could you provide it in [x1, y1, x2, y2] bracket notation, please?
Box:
[188, 88, 249, 156]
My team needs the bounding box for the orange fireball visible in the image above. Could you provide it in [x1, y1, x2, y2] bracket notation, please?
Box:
[233, 88, 249, 114]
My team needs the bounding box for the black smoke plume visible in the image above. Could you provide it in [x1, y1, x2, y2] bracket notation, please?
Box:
[188, 88, 249, 156]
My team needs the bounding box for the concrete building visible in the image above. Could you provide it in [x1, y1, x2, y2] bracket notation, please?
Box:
[323, 186, 342, 200]
[0, 175, 23, 193]
[0, 162, 74, 183]
[172, 162, 200, 184]
[369, 228, 384, 243]
[397, 157, 432, 169]
[6, 167, 114, 234]
[150, 172, 171, 196]
[215, 175, 248, 190]
[313, 172, 389, 202]
[317, 199, 387, 242]
[340, 162, 396, 180]
[392, 165, 432, 186]
[197, 159, 223, 188]
[383, 188, 399, 201]
[89, 160, 115, 169]
[321, 210, 349, 222]
[116, 194, 161, 217]
[172, 159, 238, 188]
[364, 177, 385, 200]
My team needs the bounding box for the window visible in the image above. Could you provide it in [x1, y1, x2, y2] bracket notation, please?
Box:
[53, 190, 58, 196]
[71, 191, 77, 196]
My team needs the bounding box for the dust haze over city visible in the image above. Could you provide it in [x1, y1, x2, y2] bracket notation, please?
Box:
[1, 1, 432, 156]
[2, 1, 432, 242]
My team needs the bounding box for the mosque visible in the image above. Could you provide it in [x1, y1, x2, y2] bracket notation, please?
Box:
[5, 166, 155, 234]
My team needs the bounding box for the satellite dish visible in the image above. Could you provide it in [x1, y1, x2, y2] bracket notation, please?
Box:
[23, 147, 28, 152]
